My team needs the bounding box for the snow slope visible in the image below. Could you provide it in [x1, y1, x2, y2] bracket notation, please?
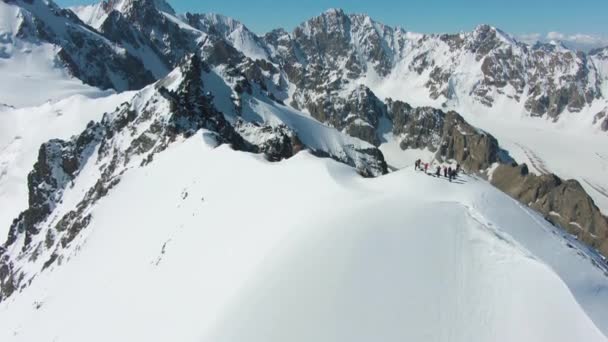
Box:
[0, 91, 135, 238]
[0, 133, 607, 341]
[368, 70, 608, 214]
[0, 1, 111, 108]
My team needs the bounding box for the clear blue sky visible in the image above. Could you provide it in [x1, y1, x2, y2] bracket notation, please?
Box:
[57, 0, 608, 36]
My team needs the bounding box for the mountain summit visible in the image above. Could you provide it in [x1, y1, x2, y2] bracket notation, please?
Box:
[0, 3, 608, 341]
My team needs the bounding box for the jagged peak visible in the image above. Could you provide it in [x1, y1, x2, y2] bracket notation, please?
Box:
[323, 7, 346, 17]
[590, 46, 608, 58]
[103, 0, 175, 16]
[471, 24, 516, 44]
[532, 40, 570, 53]
[197, 13, 242, 27]
[297, 7, 350, 33]
[188, 12, 257, 38]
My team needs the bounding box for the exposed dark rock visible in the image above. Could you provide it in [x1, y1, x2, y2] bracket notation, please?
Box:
[4, 122, 102, 249]
[491, 163, 608, 256]
[388, 100, 499, 171]
[235, 122, 303, 162]
[301, 85, 388, 146]
[439, 111, 499, 171]
[594, 108, 608, 131]
[0, 53, 389, 302]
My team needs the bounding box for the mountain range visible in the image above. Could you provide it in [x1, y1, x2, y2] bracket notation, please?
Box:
[1, 0, 608, 340]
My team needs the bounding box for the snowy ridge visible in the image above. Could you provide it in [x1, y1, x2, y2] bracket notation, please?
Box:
[0, 91, 135, 239]
[0, 0, 154, 107]
[0, 55, 387, 305]
[1, 137, 608, 340]
[72, 0, 176, 28]
[185, 13, 270, 61]
[1, 3, 608, 340]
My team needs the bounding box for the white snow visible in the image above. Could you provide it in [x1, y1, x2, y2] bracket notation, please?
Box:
[0, 41, 112, 108]
[0, 1, 117, 108]
[0, 4, 607, 340]
[379, 135, 436, 170]
[0, 134, 607, 341]
[70, 2, 109, 29]
[358, 51, 608, 213]
[0, 91, 136, 238]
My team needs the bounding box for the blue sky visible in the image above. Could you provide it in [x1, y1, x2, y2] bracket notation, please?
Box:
[58, 0, 608, 38]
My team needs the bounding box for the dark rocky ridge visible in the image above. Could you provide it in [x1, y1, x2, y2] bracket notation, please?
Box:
[0, 54, 388, 301]
[384, 95, 608, 259]
[388, 99, 501, 171]
[8, 0, 155, 91]
[9, 0, 605, 131]
[3, 0, 608, 301]
[594, 108, 608, 131]
[491, 163, 608, 256]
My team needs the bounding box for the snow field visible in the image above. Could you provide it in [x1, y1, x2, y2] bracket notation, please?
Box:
[0, 133, 607, 341]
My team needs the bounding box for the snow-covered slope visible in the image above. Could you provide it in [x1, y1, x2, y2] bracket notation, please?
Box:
[0, 91, 136, 238]
[0, 1, 111, 107]
[0, 56, 387, 306]
[72, 0, 176, 28]
[1, 134, 607, 341]
[0, 0, 154, 107]
[185, 13, 270, 61]
[1, 3, 607, 339]
[268, 10, 607, 127]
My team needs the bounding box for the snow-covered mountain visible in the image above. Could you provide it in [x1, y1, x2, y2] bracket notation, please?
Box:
[2, 132, 608, 341]
[1, 1, 608, 340]
[68, 3, 608, 131]
[261, 9, 608, 132]
[0, 0, 155, 107]
[0, 54, 386, 301]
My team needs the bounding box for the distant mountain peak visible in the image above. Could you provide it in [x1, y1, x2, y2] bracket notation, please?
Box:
[470, 24, 517, 46]
[532, 40, 570, 53]
[104, 0, 175, 15]
[323, 7, 346, 16]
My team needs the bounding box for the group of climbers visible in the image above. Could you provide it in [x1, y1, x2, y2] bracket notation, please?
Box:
[414, 159, 461, 182]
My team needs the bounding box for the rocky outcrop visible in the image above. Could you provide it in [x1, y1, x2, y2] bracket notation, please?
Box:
[236, 122, 303, 162]
[96, 0, 198, 75]
[5, 122, 103, 248]
[0, 55, 246, 302]
[301, 85, 388, 146]
[389, 100, 499, 171]
[594, 108, 608, 131]
[0, 53, 390, 301]
[10, 0, 155, 91]
[491, 163, 608, 256]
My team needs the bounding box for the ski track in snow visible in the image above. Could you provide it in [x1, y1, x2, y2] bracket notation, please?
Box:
[583, 179, 608, 200]
[514, 142, 551, 175]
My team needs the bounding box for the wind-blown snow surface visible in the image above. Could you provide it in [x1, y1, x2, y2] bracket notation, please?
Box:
[0, 1, 114, 108]
[1, 134, 607, 341]
[0, 91, 135, 238]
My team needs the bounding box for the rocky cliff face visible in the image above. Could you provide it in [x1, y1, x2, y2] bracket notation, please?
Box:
[0, 54, 388, 301]
[3, 0, 607, 300]
[491, 163, 608, 256]
[260, 10, 607, 124]
[5, 0, 155, 91]
[388, 100, 500, 170]
[594, 108, 608, 131]
[66, 3, 608, 128]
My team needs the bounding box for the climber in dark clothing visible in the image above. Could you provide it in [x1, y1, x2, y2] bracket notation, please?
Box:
[415, 159, 420, 170]
[435, 166, 441, 177]
[443, 166, 448, 178]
